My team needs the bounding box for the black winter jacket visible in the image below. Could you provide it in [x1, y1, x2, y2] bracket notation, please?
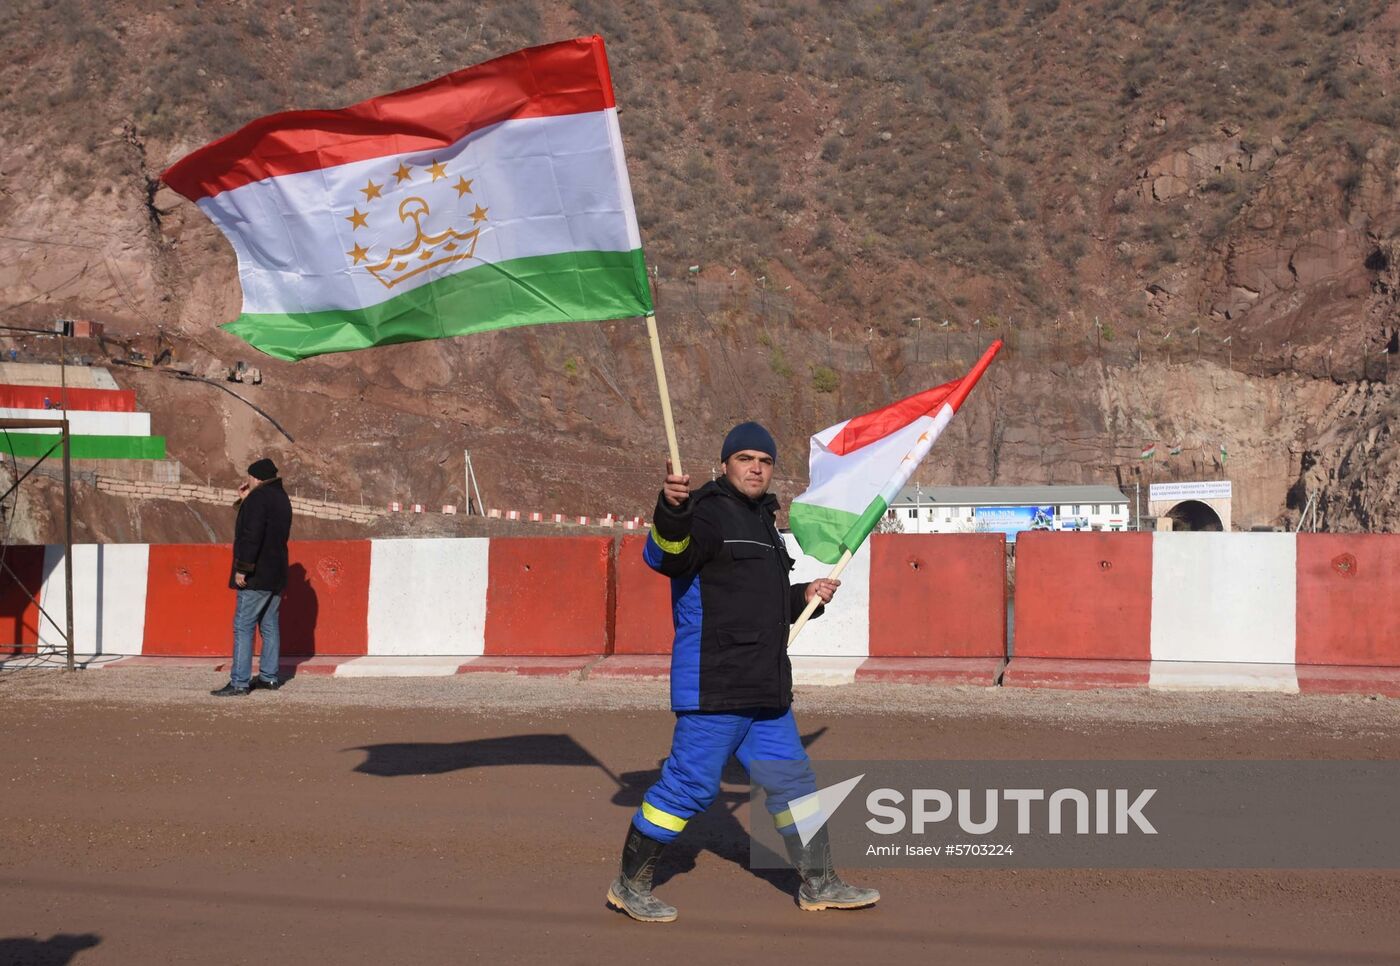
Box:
[229, 478, 293, 592]
[643, 476, 820, 712]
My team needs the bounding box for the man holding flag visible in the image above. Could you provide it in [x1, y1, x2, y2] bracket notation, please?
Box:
[609, 422, 879, 923]
[160, 28, 1000, 926]
[612, 344, 1001, 921]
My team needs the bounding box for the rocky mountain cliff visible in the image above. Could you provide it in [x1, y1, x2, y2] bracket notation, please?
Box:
[0, 0, 1396, 538]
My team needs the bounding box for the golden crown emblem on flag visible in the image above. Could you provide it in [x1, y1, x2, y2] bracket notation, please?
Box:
[364, 196, 482, 289]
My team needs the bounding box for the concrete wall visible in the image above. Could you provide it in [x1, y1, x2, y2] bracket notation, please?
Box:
[4, 534, 1400, 695]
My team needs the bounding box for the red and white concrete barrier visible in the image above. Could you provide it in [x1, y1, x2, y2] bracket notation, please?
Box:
[3, 533, 1398, 695]
[603, 532, 1005, 686]
[1005, 532, 1400, 692]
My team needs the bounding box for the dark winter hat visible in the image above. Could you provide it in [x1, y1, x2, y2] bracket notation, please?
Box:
[247, 458, 278, 481]
[721, 422, 777, 463]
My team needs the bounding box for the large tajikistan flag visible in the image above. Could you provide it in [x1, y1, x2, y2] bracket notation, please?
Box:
[162, 36, 651, 361]
[789, 341, 1003, 564]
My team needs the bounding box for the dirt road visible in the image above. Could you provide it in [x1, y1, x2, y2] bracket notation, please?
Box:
[3, 669, 1399, 965]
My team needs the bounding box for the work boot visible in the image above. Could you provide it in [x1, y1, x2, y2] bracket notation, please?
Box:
[210, 682, 250, 697]
[784, 826, 880, 912]
[606, 825, 678, 923]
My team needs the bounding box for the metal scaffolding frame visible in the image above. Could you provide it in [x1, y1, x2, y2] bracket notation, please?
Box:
[0, 417, 75, 670]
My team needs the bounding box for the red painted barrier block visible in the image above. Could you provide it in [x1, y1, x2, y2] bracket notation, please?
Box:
[1297, 664, 1400, 697]
[1002, 658, 1152, 689]
[0, 545, 47, 654]
[142, 545, 236, 656]
[613, 534, 673, 655]
[1296, 534, 1400, 667]
[280, 540, 370, 656]
[869, 533, 1006, 657]
[1013, 532, 1153, 660]
[143, 541, 371, 657]
[484, 537, 612, 655]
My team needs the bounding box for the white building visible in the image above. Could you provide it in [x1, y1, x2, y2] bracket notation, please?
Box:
[887, 485, 1132, 539]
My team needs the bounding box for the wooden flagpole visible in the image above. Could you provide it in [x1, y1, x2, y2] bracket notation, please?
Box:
[788, 548, 852, 647]
[645, 310, 683, 476]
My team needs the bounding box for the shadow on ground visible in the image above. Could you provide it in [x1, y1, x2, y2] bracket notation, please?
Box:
[608, 727, 827, 896]
[350, 727, 829, 898]
[350, 733, 607, 776]
[0, 933, 100, 965]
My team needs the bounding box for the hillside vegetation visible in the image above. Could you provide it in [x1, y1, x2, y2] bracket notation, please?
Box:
[0, 0, 1396, 534]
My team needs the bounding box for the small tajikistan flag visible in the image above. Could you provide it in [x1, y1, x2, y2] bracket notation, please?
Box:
[789, 342, 1002, 565]
[1140, 444, 1156, 460]
[162, 36, 651, 361]
[1169, 444, 1182, 456]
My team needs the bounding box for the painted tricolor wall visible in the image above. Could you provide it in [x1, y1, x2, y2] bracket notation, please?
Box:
[4, 533, 1399, 693]
[0, 377, 165, 460]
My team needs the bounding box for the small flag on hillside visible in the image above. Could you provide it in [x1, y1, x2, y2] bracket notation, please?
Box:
[1169, 444, 1182, 456]
[162, 36, 651, 361]
[1140, 444, 1156, 460]
[1220, 442, 1228, 466]
[789, 342, 1002, 565]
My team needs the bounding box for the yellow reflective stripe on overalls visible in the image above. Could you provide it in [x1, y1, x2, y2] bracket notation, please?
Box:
[774, 793, 822, 830]
[649, 526, 691, 555]
[641, 801, 689, 833]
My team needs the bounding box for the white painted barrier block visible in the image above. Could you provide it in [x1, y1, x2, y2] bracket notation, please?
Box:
[1149, 660, 1299, 692]
[783, 534, 871, 658]
[790, 655, 864, 686]
[37, 544, 149, 655]
[367, 538, 489, 655]
[1150, 532, 1296, 664]
[334, 656, 465, 676]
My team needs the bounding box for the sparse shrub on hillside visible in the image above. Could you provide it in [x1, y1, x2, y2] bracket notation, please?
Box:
[1201, 171, 1241, 195]
[572, 0, 629, 42]
[8, 0, 1399, 349]
[811, 365, 839, 393]
[769, 345, 792, 378]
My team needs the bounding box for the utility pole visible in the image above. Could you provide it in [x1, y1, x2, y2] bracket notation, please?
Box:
[1134, 480, 1141, 532]
[58, 325, 69, 412]
[912, 317, 922, 364]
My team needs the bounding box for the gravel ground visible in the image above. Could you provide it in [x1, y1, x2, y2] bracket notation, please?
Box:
[4, 666, 1400, 964]
[5, 664, 1400, 733]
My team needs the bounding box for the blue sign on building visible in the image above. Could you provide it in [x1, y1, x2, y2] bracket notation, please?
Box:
[973, 505, 1055, 543]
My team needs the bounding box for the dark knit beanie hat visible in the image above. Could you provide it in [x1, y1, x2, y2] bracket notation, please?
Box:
[721, 422, 777, 463]
[247, 458, 278, 481]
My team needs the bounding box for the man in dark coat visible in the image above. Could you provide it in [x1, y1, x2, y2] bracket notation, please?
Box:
[606, 422, 879, 922]
[211, 458, 293, 697]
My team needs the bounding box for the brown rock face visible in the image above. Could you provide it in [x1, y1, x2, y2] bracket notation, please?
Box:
[1, 0, 1398, 538]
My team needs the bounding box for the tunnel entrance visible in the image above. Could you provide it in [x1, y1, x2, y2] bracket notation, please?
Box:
[1164, 499, 1224, 531]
